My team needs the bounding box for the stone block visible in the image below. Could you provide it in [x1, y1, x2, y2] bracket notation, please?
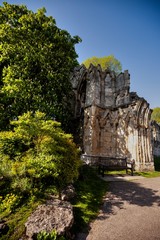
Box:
[25, 200, 74, 239]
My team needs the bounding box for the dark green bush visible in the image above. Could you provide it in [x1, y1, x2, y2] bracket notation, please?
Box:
[154, 156, 160, 171]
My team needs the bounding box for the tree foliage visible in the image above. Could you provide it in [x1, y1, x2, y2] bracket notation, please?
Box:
[0, 2, 81, 131]
[0, 111, 81, 195]
[82, 55, 122, 75]
[151, 107, 160, 123]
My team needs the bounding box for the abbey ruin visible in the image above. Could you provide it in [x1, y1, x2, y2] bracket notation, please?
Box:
[71, 64, 160, 171]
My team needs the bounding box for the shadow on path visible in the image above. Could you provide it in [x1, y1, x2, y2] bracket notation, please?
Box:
[97, 176, 160, 220]
[75, 176, 160, 240]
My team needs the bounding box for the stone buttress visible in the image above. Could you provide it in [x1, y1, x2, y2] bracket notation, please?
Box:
[71, 64, 155, 171]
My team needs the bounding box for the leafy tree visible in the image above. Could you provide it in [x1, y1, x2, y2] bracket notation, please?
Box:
[151, 107, 160, 123]
[82, 55, 122, 75]
[0, 2, 81, 131]
[0, 111, 81, 196]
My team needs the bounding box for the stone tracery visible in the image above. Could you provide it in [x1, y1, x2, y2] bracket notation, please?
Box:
[71, 64, 160, 171]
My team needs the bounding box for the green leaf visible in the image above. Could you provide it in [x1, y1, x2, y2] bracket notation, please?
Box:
[0, 2, 81, 131]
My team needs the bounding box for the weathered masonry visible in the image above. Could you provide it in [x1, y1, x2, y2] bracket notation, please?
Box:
[71, 64, 160, 171]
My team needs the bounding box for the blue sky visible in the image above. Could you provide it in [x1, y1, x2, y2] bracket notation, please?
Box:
[0, 0, 160, 109]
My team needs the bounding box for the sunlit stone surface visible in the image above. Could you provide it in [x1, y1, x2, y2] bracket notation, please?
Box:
[71, 64, 160, 171]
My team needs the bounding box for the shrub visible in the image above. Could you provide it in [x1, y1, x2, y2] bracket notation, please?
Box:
[37, 230, 66, 240]
[0, 111, 81, 197]
[0, 193, 22, 214]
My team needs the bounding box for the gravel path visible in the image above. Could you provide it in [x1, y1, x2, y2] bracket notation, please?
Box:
[76, 176, 160, 240]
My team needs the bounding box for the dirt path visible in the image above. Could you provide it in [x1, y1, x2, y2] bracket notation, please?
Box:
[76, 176, 160, 240]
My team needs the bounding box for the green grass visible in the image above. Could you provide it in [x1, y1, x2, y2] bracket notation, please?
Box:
[71, 165, 108, 233]
[135, 156, 160, 178]
[134, 171, 160, 178]
[103, 170, 160, 178]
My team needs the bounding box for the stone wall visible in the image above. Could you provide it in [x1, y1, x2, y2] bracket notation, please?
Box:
[71, 64, 158, 171]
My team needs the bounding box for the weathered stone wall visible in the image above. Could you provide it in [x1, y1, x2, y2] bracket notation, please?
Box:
[71, 64, 157, 171]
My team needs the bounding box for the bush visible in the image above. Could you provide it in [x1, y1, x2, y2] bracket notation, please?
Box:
[0, 111, 81, 197]
[154, 156, 160, 171]
[37, 230, 66, 240]
[0, 193, 22, 214]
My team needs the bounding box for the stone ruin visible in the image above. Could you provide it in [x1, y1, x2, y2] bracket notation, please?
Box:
[71, 64, 160, 171]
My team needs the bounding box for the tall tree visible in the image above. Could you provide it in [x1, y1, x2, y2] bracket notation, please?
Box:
[0, 2, 81, 131]
[82, 55, 122, 75]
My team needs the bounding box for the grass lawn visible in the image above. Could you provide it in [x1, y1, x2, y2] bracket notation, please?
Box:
[103, 170, 160, 178]
[135, 171, 160, 178]
[71, 165, 108, 234]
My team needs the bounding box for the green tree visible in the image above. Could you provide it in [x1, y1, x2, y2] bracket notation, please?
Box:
[151, 107, 160, 123]
[82, 55, 122, 75]
[0, 111, 81, 196]
[0, 2, 81, 131]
